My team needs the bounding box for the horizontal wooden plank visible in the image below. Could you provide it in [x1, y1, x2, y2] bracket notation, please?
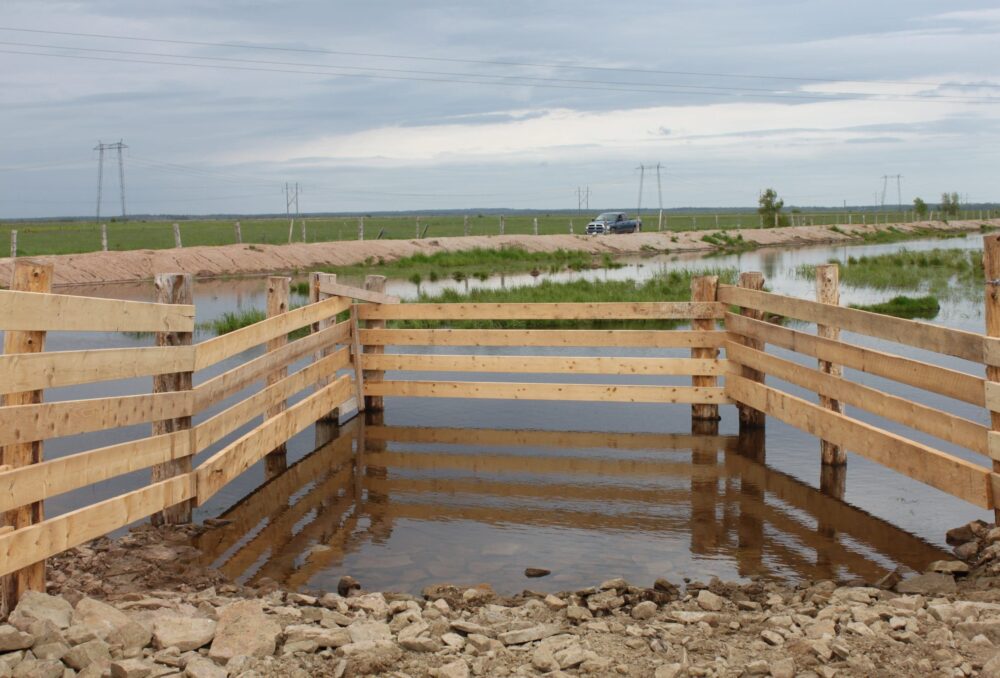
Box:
[193, 348, 350, 452]
[195, 375, 354, 503]
[361, 354, 729, 376]
[0, 475, 193, 578]
[357, 301, 725, 321]
[726, 341, 988, 457]
[726, 313, 985, 407]
[987, 432, 1000, 462]
[719, 285, 986, 363]
[985, 381, 1000, 415]
[0, 346, 194, 395]
[317, 280, 400, 305]
[194, 295, 352, 370]
[0, 391, 193, 446]
[725, 374, 992, 509]
[194, 320, 350, 408]
[359, 328, 728, 348]
[0, 289, 195, 333]
[0, 431, 189, 514]
[363, 380, 732, 404]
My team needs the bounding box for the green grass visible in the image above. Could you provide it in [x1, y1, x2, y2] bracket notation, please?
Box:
[850, 295, 941, 319]
[199, 305, 322, 337]
[394, 268, 737, 329]
[699, 231, 756, 254]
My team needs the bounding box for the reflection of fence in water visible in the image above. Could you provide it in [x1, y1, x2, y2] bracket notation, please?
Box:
[195, 421, 949, 589]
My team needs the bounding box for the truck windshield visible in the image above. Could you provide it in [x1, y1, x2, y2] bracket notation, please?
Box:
[594, 213, 620, 221]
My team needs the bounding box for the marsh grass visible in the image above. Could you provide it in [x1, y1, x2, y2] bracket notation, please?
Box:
[200, 305, 319, 337]
[323, 246, 595, 279]
[850, 295, 941, 319]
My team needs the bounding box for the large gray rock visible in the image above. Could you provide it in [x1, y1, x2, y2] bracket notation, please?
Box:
[498, 624, 563, 646]
[72, 598, 152, 651]
[62, 639, 112, 670]
[184, 656, 227, 678]
[0, 626, 33, 652]
[896, 573, 957, 595]
[151, 616, 216, 652]
[208, 600, 280, 662]
[10, 593, 73, 630]
[283, 624, 350, 648]
[10, 659, 64, 678]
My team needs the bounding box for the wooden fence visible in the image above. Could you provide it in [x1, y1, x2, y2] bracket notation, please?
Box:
[4, 236, 1000, 609]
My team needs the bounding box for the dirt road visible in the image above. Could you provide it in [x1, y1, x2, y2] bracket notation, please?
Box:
[0, 219, 992, 287]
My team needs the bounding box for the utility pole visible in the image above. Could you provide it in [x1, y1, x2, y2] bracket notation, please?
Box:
[880, 175, 888, 211]
[94, 140, 128, 222]
[655, 162, 664, 231]
[285, 182, 300, 218]
[636, 165, 646, 220]
[893, 174, 904, 212]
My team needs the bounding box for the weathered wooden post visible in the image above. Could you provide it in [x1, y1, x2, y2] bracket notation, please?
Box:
[301, 220, 307, 242]
[151, 273, 194, 525]
[358, 216, 365, 241]
[310, 272, 341, 423]
[415, 217, 420, 239]
[287, 219, 294, 244]
[735, 272, 766, 432]
[533, 217, 539, 236]
[983, 235, 1000, 523]
[499, 215, 505, 235]
[364, 275, 387, 411]
[569, 219, 574, 234]
[265, 276, 291, 478]
[172, 223, 182, 248]
[1, 260, 52, 614]
[691, 275, 720, 424]
[463, 215, 470, 236]
[9, 230, 16, 258]
[234, 221, 242, 243]
[815, 264, 845, 469]
[101, 223, 108, 251]
[659, 210, 664, 231]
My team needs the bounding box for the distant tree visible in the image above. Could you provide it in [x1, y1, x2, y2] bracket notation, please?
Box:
[913, 197, 928, 219]
[940, 192, 961, 217]
[758, 188, 789, 228]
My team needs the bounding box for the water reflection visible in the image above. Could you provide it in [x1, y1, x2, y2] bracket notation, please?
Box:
[194, 415, 949, 595]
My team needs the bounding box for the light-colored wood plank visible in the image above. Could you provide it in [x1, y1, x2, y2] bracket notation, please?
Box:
[734, 271, 766, 429]
[726, 341, 988, 456]
[719, 285, 986, 363]
[725, 374, 992, 509]
[349, 305, 365, 412]
[361, 354, 729, 376]
[357, 301, 725, 321]
[194, 295, 351, 370]
[725, 312, 985, 406]
[360, 328, 728, 348]
[0, 391, 193, 447]
[0, 475, 194, 578]
[691, 276, 720, 421]
[0, 432, 189, 514]
[195, 375, 353, 503]
[363, 380, 732, 404]
[264, 277, 291, 478]
[0, 346, 195, 395]
[318, 280, 400, 305]
[0, 289, 195, 333]
[815, 264, 845, 464]
[984, 233, 1000, 519]
[363, 275, 388, 411]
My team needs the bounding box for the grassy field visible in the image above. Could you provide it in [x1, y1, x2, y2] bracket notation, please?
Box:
[850, 295, 941, 319]
[3, 209, 993, 257]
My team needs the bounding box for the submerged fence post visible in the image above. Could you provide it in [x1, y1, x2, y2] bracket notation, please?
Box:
[363, 275, 388, 411]
[815, 264, 845, 467]
[691, 275, 720, 423]
[101, 223, 108, 251]
[735, 272, 766, 431]
[151, 273, 194, 526]
[983, 235, 1000, 523]
[264, 276, 291, 478]
[1, 260, 53, 615]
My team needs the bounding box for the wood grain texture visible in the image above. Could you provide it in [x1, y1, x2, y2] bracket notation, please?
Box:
[360, 328, 728, 348]
[815, 264, 845, 464]
[363, 380, 732, 404]
[361, 353, 729, 376]
[0, 289, 195, 333]
[691, 276, 720, 421]
[318, 279, 400, 305]
[357, 301, 726, 321]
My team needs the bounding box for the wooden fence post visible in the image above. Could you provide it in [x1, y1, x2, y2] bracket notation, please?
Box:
[172, 223, 182, 248]
[101, 223, 108, 251]
[415, 218, 420, 239]
[150, 273, 194, 526]
[9, 230, 16, 258]
[1, 260, 52, 614]
[234, 221, 242, 243]
[301, 220, 307, 242]
[815, 264, 845, 466]
[569, 220, 574, 234]
[363, 275, 388, 411]
[310, 272, 342, 423]
[735, 272, 766, 431]
[983, 235, 1000, 523]
[463, 215, 470, 237]
[287, 219, 294, 244]
[500, 215, 505, 235]
[691, 276, 720, 423]
[265, 276, 291, 478]
[358, 217, 365, 241]
[533, 217, 539, 235]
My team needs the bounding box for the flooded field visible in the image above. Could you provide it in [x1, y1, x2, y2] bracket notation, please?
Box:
[20, 233, 993, 594]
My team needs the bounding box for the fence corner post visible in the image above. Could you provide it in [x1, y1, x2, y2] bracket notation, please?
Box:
[264, 275, 291, 479]
[1, 260, 53, 615]
[983, 235, 1000, 522]
[735, 271, 766, 432]
[691, 275, 721, 425]
[815, 264, 845, 467]
[151, 272, 194, 525]
[363, 275, 388, 411]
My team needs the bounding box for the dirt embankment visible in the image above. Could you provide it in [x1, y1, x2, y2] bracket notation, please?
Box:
[0, 220, 993, 288]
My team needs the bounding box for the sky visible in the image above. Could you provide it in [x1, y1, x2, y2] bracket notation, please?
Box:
[1, 1, 998, 218]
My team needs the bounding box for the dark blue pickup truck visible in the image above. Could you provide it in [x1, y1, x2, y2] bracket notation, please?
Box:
[585, 212, 642, 235]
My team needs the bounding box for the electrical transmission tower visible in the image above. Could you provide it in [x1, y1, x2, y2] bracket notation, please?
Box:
[94, 140, 128, 222]
[576, 186, 591, 215]
[892, 174, 904, 211]
[285, 182, 301, 217]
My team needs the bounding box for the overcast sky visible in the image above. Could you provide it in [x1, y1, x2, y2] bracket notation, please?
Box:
[1, 1, 998, 218]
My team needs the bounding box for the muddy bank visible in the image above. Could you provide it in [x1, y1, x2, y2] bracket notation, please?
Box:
[0, 220, 993, 288]
[4, 520, 1000, 677]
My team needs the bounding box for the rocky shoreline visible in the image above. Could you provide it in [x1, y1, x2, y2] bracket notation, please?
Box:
[5, 521, 1000, 677]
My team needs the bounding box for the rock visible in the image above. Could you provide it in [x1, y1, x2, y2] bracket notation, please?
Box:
[532, 646, 560, 673]
[928, 560, 970, 574]
[398, 635, 440, 653]
[654, 663, 684, 678]
[10, 659, 63, 678]
[587, 590, 624, 613]
[73, 598, 152, 651]
[947, 520, 987, 545]
[62, 639, 111, 670]
[347, 621, 391, 644]
[152, 616, 216, 651]
[761, 629, 784, 646]
[631, 601, 657, 620]
[745, 659, 769, 675]
[956, 621, 1000, 645]
[436, 659, 470, 678]
[498, 624, 563, 645]
[30, 642, 68, 662]
[696, 590, 723, 611]
[554, 644, 588, 669]
[183, 656, 227, 678]
[983, 653, 1000, 678]
[544, 595, 567, 611]
[599, 578, 628, 591]
[283, 625, 350, 648]
[450, 621, 493, 637]
[109, 658, 152, 678]
[352, 593, 389, 620]
[10, 593, 73, 630]
[337, 576, 361, 597]
[770, 657, 795, 678]
[282, 639, 319, 655]
[441, 633, 465, 649]
[896, 572, 957, 595]
[0, 627, 33, 652]
[524, 568, 551, 578]
[208, 600, 280, 662]
[873, 568, 903, 590]
[566, 606, 593, 622]
[956, 541, 981, 560]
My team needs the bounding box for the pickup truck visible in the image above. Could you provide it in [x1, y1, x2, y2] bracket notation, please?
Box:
[585, 212, 642, 235]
